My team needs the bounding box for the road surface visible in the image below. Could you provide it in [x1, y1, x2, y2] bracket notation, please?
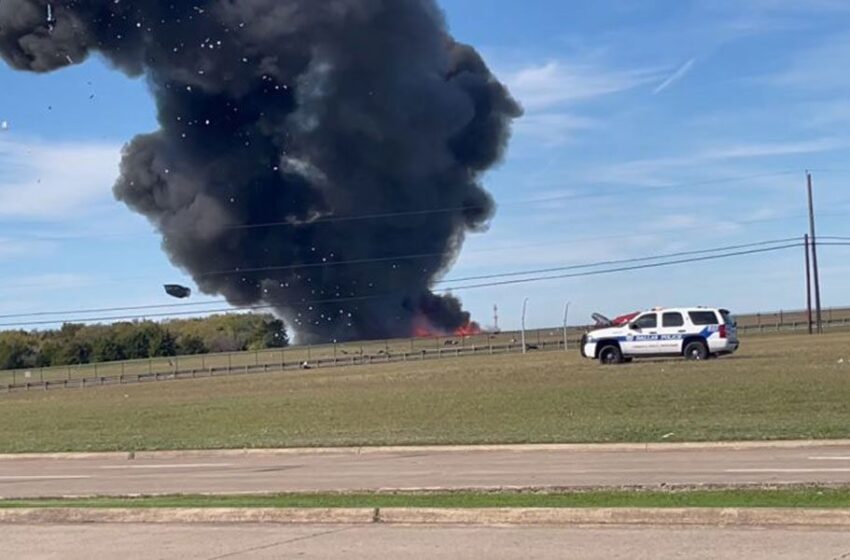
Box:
[3, 523, 849, 559]
[2, 444, 850, 498]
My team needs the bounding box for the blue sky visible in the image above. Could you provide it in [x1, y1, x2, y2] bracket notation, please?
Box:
[2, 0, 850, 332]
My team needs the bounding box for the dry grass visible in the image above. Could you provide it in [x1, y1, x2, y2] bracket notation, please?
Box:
[0, 332, 848, 453]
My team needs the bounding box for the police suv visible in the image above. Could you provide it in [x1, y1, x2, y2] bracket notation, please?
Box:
[581, 307, 739, 365]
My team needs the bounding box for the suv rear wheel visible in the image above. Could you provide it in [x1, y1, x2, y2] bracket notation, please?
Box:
[684, 340, 709, 361]
[599, 344, 624, 365]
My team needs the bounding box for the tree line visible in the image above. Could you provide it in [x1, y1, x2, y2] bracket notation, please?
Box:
[0, 314, 289, 371]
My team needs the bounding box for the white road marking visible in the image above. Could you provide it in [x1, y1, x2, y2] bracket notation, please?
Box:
[809, 457, 850, 461]
[0, 475, 91, 481]
[726, 468, 850, 474]
[98, 463, 233, 470]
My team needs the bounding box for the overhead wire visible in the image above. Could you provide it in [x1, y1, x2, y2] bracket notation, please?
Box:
[13, 210, 839, 290]
[0, 240, 805, 328]
[11, 169, 805, 242]
[0, 236, 802, 320]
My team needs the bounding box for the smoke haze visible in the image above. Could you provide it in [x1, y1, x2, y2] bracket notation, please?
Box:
[0, 0, 521, 342]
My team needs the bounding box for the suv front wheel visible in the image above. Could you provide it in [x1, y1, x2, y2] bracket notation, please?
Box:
[684, 340, 709, 361]
[598, 344, 624, 365]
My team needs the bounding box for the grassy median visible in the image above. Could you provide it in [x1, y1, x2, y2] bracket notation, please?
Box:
[0, 332, 848, 453]
[2, 488, 850, 509]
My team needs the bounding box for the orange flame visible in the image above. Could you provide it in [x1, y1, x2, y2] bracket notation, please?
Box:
[412, 315, 482, 338]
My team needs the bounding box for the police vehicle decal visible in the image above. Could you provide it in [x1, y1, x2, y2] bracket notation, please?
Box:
[587, 326, 717, 344]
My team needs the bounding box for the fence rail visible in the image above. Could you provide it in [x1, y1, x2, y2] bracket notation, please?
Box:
[3, 308, 850, 394]
[1, 337, 574, 394]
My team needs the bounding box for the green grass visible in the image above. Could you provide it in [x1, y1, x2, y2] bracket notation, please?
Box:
[0, 332, 849, 453]
[3, 488, 850, 509]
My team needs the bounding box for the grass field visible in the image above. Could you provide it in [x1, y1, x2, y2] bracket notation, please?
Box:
[0, 332, 848, 453]
[2, 488, 850, 509]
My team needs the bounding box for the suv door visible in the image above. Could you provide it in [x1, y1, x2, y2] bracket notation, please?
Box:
[659, 311, 687, 354]
[626, 313, 659, 355]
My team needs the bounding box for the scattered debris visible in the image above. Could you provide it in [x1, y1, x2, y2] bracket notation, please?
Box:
[164, 284, 192, 299]
[46, 3, 56, 32]
[661, 432, 675, 440]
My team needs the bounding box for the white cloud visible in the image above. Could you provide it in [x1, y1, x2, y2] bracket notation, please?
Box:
[653, 58, 697, 94]
[767, 35, 850, 92]
[595, 138, 844, 187]
[497, 59, 660, 147]
[0, 136, 122, 219]
[0, 273, 95, 295]
[513, 113, 596, 146]
[0, 237, 54, 262]
[504, 61, 659, 111]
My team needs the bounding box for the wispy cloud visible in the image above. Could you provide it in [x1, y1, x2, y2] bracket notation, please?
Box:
[0, 237, 53, 262]
[593, 138, 843, 187]
[504, 61, 660, 111]
[766, 34, 850, 92]
[496, 59, 660, 147]
[0, 273, 95, 295]
[513, 113, 596, 146]
[0, 136, 122, 219]
[653, 58, 697, 94]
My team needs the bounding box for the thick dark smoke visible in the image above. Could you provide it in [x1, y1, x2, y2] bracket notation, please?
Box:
[0, 0, 521, 342]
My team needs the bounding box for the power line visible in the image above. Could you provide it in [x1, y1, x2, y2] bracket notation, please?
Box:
[444, 243, 802, 291]
[0, 236, 801, 321]
[439, 238, 801, 285]
[0, 241, 804, 328]
[12, 169, 805, 242]
[19, 210, 838, 291]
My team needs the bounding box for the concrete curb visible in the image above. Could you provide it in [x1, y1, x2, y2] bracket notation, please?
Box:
[2, 439, 850, 462]
[1, 507, 849, 527]
[0, 508, 377, 525]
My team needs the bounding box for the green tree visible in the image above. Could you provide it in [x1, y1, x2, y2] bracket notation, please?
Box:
[0, 332, 35, 370]
[61, 341, 93, 365]
[178, 334, 207, 356]
[92, 336, 126, 363]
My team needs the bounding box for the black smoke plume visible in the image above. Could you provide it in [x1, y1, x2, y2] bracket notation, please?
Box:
[0, 0, 521, 342]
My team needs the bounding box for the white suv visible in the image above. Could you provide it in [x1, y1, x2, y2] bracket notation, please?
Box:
[581, 307, 739, 365]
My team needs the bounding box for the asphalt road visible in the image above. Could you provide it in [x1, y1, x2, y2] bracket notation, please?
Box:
[2, 444, 850, 498]
[3, 524, 849, 559]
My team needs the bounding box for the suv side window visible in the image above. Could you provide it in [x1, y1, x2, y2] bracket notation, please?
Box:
[634, 313, 658, 329]
[689, 311, 719, 325]
[663, 312, 684, 327]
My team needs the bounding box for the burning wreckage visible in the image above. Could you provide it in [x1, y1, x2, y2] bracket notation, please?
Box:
[0, 1, 520, 343]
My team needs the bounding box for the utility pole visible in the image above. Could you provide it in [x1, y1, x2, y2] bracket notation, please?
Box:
[521, 298, 529, 355]
[493, 304, 500, 333]
[807, 172, 823, 334]
[805, 234, 813, 335]
[563, 302, 571, 352]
